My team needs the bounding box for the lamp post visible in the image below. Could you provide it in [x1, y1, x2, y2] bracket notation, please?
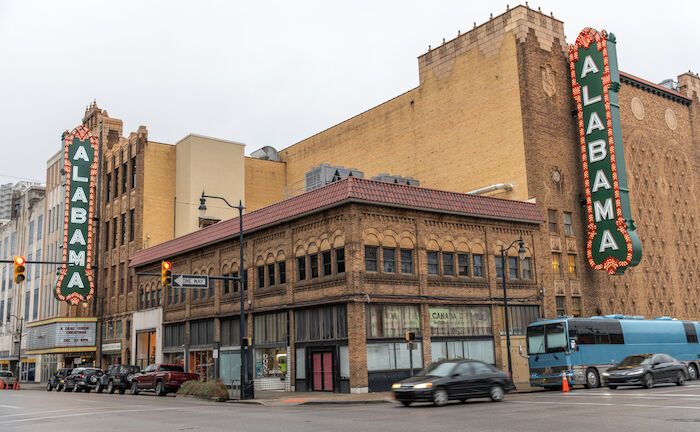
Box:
[198, 192, 249, 399]
[7, 314, 24, 382]
[500, 236, 526, 379]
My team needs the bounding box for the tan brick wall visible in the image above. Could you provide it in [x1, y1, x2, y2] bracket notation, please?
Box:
[142, 141, 176, 247]
[244, 157, 286, 211]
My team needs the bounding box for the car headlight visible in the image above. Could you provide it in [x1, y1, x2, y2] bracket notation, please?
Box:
[413, 382, 433, 389]
[391, 383, 402, 389]
[625, 367, 644, 375]
[602, 372, 610, 377]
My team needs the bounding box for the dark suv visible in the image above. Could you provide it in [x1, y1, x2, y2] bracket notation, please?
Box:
[99, 364, 141, 394]
[64, 367, 104, 392]
[47, 368, 73, 392]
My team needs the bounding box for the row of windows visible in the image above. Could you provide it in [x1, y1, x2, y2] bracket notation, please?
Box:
[297, 248, 345, 282]
[552, 253, 578, 277]
[494, 255, 532, 280]
[105, 209, 135, 250]
[105, 155, 136, 202]
[548, 209, 574, 236]
[555, 295, 582, 317]
[27, 216, 43, 246]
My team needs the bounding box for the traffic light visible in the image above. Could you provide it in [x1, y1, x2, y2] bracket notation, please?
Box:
[405, 331, 416, 342]
[13, 256, 26, 283]
[241, 337, 252, 347]
[161, 261, 172, 287]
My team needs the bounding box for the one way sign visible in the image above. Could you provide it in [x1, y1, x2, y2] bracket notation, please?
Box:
[171, 274, 209, 289]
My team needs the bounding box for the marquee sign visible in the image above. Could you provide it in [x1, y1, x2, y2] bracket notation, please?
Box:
[56, 126, 98, 304]
[568, 28, 642, 275]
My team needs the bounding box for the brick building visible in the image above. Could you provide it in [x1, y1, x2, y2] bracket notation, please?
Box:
[131, 177, 543, 392]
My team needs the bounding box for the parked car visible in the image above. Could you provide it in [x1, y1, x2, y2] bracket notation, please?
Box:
[0, 370, 14, 379]
[130, 364, 199, 396]
[98, 364, 140, 394]
[392, 359, 515, 407]
[604, 353, 689, 389]
[46, 368, 72, 391]
[64, 367, 104, 392]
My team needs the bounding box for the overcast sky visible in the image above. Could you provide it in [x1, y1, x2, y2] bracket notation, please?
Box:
[1, 0, 698, 185]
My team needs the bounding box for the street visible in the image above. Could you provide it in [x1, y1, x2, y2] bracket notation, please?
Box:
[1, 383, 700, 431]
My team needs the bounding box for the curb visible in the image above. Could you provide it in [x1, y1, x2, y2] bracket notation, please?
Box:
[300, 399, 393, 405]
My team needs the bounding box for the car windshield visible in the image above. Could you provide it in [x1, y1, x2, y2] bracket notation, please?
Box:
[417, 362, 456, 377]
[618, 355, 652, 367]
[158, 365, 184, 372]
[527, 325, 546, 354]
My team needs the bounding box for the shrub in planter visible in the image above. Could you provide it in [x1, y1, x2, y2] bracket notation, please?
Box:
[177, 380, 229, 401]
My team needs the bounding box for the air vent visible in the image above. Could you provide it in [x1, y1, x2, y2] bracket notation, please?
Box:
[370, 174, 420, 186]
[304, 164, 364, 192]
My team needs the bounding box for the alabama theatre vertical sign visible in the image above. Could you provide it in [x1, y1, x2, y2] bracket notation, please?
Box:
[56, 126, 98, 304]
[569, 28, 642, 275]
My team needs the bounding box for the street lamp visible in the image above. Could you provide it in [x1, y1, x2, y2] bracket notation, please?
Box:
[6, 314, 24, 383]
[500, 236, 526, 379]
[198, 192, 251, 400]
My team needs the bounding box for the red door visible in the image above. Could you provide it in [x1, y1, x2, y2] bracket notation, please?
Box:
[311, 351, 334, 391]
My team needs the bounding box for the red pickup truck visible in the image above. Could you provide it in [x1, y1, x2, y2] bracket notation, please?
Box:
[130, 364, 199, 396]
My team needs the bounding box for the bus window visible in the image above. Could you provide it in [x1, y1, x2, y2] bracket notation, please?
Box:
[575, 321, 595, 344]
[527, 325, 545, 354]
[686, 323, 699, 343]
[608, 321, 624, 344]
[546, 323, 567, 353]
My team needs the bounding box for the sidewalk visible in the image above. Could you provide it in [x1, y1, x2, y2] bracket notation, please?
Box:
[227, 390, 394, 406]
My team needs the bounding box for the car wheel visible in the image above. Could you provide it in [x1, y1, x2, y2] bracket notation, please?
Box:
[688, 364, 698, 381]
[643, 373, 654, 389]
[400, 401, 411, 407]
[84, 387, 91, 393]
[96, 382, 103, 393]
[63, 385, 70, 392]
[490, 385, 504, 402]
[432, 388, 448, 407]
[130, 382, 139, 395]
[585, 368, 600, 389]
[57, 385, 64, 392]
[156, 381, 165, 396]
[676, 371, 686, 386]
[107, 381, 115, 394]
[608, 385, 617, 390]
[118, 388, 126, 395]
[46, 382, 53, 391]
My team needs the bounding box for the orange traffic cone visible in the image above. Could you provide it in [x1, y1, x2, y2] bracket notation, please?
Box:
[561, 371, 570, 392]
[0, 380, 4, 389]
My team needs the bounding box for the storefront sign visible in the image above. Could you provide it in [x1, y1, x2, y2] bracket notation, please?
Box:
[101, 342, 122, 353]
[26, 319, 97, 352]
[56, 126, 99, 304]
[568, 28, 642, 275]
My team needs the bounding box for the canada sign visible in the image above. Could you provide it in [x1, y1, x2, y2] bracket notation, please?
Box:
[568, 28, 642, 275]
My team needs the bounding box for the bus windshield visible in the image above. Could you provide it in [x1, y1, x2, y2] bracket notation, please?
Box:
[546, 323, 567, 353]
[527, 325, 545, 354]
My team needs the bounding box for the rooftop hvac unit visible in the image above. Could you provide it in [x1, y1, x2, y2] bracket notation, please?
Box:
[304, 164, 364, 192]
[370, 173, 420, 187]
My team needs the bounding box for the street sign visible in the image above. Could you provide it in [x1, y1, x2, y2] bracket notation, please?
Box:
[171, 274, 209, 289]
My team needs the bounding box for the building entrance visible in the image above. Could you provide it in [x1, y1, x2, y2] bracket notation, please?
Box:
[311, 351, 333, 391]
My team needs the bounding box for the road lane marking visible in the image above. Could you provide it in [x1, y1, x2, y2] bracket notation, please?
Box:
[0, 407, 180, 425]
[0, 406, 135, 419]
[0, 404, 20, 409]
[511, 400, 700, 410]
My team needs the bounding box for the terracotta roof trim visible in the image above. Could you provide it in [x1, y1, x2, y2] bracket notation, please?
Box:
[620, 71, 691, 106]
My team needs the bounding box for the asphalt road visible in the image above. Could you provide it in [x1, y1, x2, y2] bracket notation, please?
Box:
[1, 383, 700, 432]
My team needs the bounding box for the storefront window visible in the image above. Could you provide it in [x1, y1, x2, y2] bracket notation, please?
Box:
[136, 330, 156, 369]
[430, 340, 494, 364]
[254, 312, 287, 345]
[190, 350, 213, 381]
[366, 342, 422, 371]
[429, 305, 492, 337]
[295, 305, 347, 342]
[366, 304, 420, 339]
[254, 347, 287, 378]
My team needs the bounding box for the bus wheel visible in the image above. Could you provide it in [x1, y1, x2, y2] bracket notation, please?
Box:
[585, 368, 600, 389]
[688, 363, 698, 381]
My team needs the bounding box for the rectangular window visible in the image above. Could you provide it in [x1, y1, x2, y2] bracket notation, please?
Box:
[473, 254, 484, 277]
[295, 304, 347, 342]
[37, 215, 43, 241]
[366, 304, 421, 338]
[254, 311, 288, 345]
[548, 209, 557, 233]
[164, 323, 185, 348]
[552, 253, 562, 277]
[278, 261, 286, 284]
[322, 251, 332, 276]
[429, 305, 492, 336]
[33, 289, 38, 320]
[257, 266, 265, 288]
[120, 213, 126, 245]
[28, 221, 34, 245]
[564, 212, 573, 235]
[555, 296, 566, 316]
[190, 319, 214, 346]
[335, 249, 345, 274]
[457, 253, 469, 276]
[297, 257, 306, 281]
[120, 263, 125, 294]
[508, 256, 519, 279]
[130, 156, 136, 189]
[568, 254, 577, 276]
[168, 285, 173, 304]
[129, 209, 135, 242]
[683, 322, 698, 344]
[572, 296, 582, 317]
[495, 255, 504, 278]
[114, 168, 119, 198]
[232, 271, 240, 292]
[104, 221, 109, 251]
[400, 249, 413, 274]
[498, 305, 540, 335]
[427, 251, 439, 275]
[220, 317, 240, 346]
[122, 162, 128, 193]
[522, 257, 532, 280]
[106, 173, 111, 202]
[365, 246, 378, 272]
[112, 217, 117, 249]
[383, 248, 395, 273]
[267, 263, 275, 286]
[442, 252, 454, 276]
[309, 253, 319, 278]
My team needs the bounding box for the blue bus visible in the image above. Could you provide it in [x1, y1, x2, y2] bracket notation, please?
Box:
[525, 315, 700, 388]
